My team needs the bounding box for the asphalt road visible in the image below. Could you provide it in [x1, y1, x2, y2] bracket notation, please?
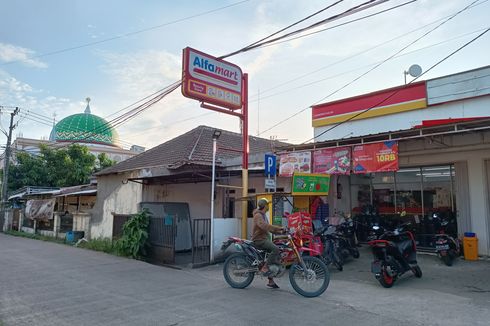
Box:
[1, 233, 490, 326]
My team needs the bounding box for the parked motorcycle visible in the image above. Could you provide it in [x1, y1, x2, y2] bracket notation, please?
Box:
[336, 218, 360, 261]
[221, 228, 330, 298]
[312, 224, 344, 271]
[433, 214, 460, 266]
[368, 222, 422, 288]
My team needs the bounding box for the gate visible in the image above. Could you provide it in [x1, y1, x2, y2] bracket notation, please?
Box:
[149, 216, 176, 264]
[191, 218, 211, 267]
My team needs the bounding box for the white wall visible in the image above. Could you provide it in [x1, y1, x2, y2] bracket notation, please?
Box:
[91, 172, 142, 239]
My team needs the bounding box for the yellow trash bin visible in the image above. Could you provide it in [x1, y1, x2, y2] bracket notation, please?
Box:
[463, 233, 478, 261]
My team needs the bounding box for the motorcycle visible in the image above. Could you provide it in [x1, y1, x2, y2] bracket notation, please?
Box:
[433, 214, 460, 266]
[311, 224, 344, 271]
[336, 218, 360, 261]
[368, 222, 422, 288]
[221, 228, 330, 298]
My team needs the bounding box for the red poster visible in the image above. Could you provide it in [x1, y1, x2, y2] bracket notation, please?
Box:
[313, 147, 351, 175]
[352, 141, 398, 174]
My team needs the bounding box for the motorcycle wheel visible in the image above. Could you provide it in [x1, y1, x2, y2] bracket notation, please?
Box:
[442, 254, 453, 266]
[289, 256, 330, 298]
[412, 265, 423, 278]
[352, 248, 360, 259]
[332, 249, 344, 271]
[223, 253, 255, 289]
[377, 265, 395, 288]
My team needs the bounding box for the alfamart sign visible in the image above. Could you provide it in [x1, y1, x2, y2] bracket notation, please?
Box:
[182, 47, 243, 110]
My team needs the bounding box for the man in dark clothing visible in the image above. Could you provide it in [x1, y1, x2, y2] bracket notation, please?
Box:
[252, 198, 284, 288]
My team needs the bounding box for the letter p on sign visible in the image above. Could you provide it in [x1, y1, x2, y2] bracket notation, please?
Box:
[265, 154, 276, 176]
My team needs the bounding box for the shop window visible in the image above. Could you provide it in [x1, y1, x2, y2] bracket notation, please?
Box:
[372, 172, 396, 215]
[419, 166, 457, 245]
[350, 174, 372, 214]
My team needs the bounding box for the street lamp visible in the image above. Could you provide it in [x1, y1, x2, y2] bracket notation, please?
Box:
[210, 129, 221, 263]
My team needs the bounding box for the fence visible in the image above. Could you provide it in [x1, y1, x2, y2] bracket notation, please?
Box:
[149, 216, 176, 264]
[191, 218, 211, 267]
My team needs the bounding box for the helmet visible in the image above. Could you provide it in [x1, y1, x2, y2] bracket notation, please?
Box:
[258, 198, 269, 209]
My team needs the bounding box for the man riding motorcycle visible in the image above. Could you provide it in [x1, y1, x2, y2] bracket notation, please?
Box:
[252, 197, 285, 289]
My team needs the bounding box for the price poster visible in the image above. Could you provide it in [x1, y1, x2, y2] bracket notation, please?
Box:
[352, 141, 398, 174]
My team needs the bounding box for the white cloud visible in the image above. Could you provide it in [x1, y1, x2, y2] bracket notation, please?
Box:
[0, 43, 47, 68]
[98, 49, 181, 98]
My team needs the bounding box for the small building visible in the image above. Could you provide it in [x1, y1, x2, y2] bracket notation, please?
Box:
[91, 125, 288, 265]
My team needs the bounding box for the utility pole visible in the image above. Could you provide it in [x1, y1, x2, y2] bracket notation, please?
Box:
[2, 107, 19, 205]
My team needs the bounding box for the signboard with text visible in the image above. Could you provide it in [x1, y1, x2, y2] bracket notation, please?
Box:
[291, 173, 330, 196]
[352, 141, 398, 174]
[313, 147, 351, 175]
[279, 151, 311, 177]
[182, 47, 243, 110]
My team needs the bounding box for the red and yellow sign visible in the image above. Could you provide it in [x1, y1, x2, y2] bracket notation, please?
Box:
[352, 141, 398, 174]
[312, 82, 427, 127]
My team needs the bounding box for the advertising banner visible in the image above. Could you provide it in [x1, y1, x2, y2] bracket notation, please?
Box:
[352, 141, 399, 174]
[279, 151, 311, 177]
[313, 147, 351, 175]
[25, 199, 55, 220]
[182, 47, 243, 110]
[291, 173, 330, 196]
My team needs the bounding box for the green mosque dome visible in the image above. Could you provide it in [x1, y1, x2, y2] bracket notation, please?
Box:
[49, 98, 119, 147]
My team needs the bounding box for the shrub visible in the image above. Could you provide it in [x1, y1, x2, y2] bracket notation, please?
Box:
[114, 209, 151, 259]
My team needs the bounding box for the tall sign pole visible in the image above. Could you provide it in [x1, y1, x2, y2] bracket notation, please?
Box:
[241, 74, 249, 239]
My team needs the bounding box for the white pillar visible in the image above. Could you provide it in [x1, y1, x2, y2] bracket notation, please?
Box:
[467, 156, 489, 256]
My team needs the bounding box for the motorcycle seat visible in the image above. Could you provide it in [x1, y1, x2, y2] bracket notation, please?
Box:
[396, 239, 413, 254]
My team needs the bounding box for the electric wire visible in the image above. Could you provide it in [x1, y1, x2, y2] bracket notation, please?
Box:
[305, 27, 490, 144]
[252, 27, 488, 103]
[258, 0, 483, 136]
[1, 0, 252, 67]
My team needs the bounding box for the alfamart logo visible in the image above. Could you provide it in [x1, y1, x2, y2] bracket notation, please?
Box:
[192, 56, 239, 85]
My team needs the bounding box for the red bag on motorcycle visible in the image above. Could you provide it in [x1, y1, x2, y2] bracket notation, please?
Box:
[287, 212, 313, 236]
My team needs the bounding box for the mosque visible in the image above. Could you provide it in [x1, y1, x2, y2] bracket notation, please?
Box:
[12, 98, 144, 163]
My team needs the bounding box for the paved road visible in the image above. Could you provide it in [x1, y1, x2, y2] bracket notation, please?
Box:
[1, 233, 490, 326]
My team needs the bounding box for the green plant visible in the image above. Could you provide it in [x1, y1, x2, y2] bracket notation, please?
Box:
[78, 237, 116, 254]
[115, 209, 151, 259]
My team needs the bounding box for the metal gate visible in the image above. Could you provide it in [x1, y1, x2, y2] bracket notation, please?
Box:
[149, 216, 176, 264]
[191, 218, 211, 267]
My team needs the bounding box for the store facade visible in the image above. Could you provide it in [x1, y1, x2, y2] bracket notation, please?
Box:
[281, 66, 490, 255]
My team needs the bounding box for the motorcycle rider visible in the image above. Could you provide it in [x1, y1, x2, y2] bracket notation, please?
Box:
[252, 197, 285, 289]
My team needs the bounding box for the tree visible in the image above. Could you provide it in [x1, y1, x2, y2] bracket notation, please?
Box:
[95, 153, 116, 173]
[8, 144, 98, 191]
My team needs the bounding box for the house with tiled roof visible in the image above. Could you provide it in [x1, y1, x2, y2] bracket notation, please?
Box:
[90, 125, 289, 265]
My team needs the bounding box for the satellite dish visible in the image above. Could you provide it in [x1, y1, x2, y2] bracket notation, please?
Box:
[408, 64, 422, 78]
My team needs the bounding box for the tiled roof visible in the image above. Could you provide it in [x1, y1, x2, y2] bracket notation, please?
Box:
[96, 125, 288, 176]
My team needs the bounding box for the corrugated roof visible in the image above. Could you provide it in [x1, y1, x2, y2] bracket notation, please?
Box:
[96, 125, 288, 176]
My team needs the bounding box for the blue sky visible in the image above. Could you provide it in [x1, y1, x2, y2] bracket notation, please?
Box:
[0, 0, 489, 149]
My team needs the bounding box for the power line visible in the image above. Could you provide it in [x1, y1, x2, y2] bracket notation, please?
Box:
[252, 27, 488, 103]
[1, 0, 252, 67]
[306, 27, 490, 143]
[220, 0, 391, 59]
[258, 0, 482, 136]
[11, 0, 414, 152]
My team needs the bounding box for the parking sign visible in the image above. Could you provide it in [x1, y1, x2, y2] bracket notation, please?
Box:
[265, 154, 276, 176]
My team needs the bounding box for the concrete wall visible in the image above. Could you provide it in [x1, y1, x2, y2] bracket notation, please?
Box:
[91, 172, 142, 239]
[142, 183, 211, 219]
